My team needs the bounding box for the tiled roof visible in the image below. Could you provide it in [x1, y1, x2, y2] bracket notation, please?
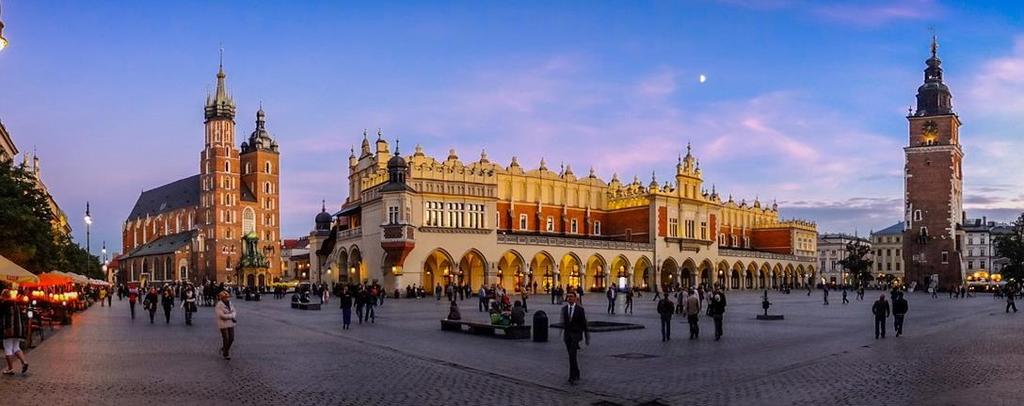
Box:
[124, 230, 197, 259]
[128, 175, 200, 220]
[873, 222, 904, 236]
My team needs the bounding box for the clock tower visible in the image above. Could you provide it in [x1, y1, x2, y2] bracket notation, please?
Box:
[903, 36, 964, 289]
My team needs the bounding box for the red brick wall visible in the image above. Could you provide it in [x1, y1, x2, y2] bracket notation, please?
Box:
[709, 214, 717, 240]
[750, 229, 794, 254]
[657, 206, 667, 237]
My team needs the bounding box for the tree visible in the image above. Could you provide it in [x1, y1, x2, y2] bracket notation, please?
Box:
[0, 158, 60, 273]
[994, 213, 1024, 288]
[838, 239, 874, 288]
[0, 158, 101, 279]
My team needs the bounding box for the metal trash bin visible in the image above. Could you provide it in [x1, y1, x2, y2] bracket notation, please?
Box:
[533, 310, 549, 342]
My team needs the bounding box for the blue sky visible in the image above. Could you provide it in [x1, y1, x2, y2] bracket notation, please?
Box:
[1, 0, 1023, 254]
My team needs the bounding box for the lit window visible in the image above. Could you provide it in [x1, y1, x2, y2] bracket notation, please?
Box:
[546, 216, 554, 232]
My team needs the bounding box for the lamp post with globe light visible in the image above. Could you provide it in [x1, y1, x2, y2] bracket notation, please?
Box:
[84, 202, 92, 254]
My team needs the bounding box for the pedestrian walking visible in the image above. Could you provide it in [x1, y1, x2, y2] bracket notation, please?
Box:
[606, 287, 617, 315]
[128, 287, 138, 319]
[872, 294, 890, 339]
[144, 288, 159, 324]
[842, 288, 849, 304]
[521, 289, 529, 312]
[823, 288, 829, 305]
[656, 294, 674, 341]
[1007, 287, 1018, 313]
[215, 291, 237, 360]
[1, 290, 29, 375]
[182, 287, 197, 326]
[363, 288, 376, 323]
[480, 285, 489, 311]
[339, 287, 353, 330]
[161, 287, 175, 324]
[892, 292, 908, 337]
[684, 288, 701, 339]
[625, 288, 634, 314]
[560, 292, 589, 385]
[709, 289, 726, 341]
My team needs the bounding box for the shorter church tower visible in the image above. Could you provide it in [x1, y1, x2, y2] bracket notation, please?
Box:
[240, 106, 281, 281]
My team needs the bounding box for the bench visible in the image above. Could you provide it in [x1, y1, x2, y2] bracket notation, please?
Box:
[291, 302, 321, 310]
[440, 319, 531, 339]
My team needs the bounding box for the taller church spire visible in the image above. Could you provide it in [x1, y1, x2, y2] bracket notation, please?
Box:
[914, 35, 953, 116]
[205, 48, 236, 122]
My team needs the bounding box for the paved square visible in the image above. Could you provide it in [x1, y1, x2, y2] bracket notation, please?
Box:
[2, 291, 1022, 405]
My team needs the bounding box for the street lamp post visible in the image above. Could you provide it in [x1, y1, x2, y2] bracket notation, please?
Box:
[84, 201, 92, 254]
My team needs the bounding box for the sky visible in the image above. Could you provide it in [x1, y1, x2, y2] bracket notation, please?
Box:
[1, 0, 1023, 255]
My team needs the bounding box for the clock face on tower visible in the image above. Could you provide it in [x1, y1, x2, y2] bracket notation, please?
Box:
[921, 121, 938, 137]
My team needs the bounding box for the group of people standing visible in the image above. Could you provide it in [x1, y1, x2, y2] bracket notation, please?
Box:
[332, 282, 385, 329]
[134, 283, 200, 326]
[657, 287, 726, 342]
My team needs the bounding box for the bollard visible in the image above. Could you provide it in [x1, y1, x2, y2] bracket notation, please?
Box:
[533, 310, 549, 342]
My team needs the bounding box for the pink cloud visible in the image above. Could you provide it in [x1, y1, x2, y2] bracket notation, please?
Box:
[813, 0, 941, 26]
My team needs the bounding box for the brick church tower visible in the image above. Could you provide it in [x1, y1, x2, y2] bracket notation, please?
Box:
[198, 57, 242, 282]
[903, 37, 964, 289]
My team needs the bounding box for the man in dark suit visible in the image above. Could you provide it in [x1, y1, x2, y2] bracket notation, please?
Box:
[561, 291, 589, 384]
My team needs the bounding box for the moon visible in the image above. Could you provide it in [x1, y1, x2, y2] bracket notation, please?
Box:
[699, 74, 707, 84]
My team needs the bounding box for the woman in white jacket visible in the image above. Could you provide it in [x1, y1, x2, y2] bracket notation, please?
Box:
[215, 291, 237, 360]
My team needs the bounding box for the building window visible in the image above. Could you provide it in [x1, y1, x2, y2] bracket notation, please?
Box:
[388, 206, 399, 224]
[941, 251, 948, 264]
[967, 261, 973, 270]
[913, 210, 922, 221]
[980, 261, 985, 269]
[668, 218, 679, 237]
[896, 262, 900, 271]
[242, 207, 255, 234]
[265, 162, 272, 174]
[593, 221, 601, 235]
[225, 161, 230, 172]
[570, 219, 578, 234]
[545, 216, 554, 232]
[685, 219, 695, 238]
[519, 214, 528, 230]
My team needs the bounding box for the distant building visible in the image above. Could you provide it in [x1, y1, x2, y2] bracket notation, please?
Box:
[0, 120, 16, 161]
[870, 223, 905, 283]
[280, 237, 310, 281]
[962, 217, 1012, 281]
[817, 233, 871, 286]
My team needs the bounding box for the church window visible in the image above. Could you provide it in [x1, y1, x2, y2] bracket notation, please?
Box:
[545, 216, 554, 232]
[593, 221, 601, 235]
[225, 161, 230, 172]
[519, 214, 528, 230]
[265, 162, 272, 174]
[571, 219, 578, 234]
[913, 210, 922, 221]
[244, 162, 251, 174]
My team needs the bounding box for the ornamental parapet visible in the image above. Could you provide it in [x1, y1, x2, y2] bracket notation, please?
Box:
[719, 248, 815, 263]
[419, 227, 493, 235]
[497, 231, 652, 251]
[336, 227, 362, 241]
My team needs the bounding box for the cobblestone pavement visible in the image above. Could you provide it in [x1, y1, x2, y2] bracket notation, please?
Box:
[1, 290, 1021, 405]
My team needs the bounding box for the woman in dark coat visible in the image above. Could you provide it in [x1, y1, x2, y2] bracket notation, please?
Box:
[144, 288, 159, 324]
[161, 287, 175, 324]
[1, 290, 29, 374]
[339, 287, 353, 330]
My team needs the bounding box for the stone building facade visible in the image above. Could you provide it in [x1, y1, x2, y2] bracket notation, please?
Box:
[817, 233, 871, 286]
[309, 137, 818, 293]
[903, 37, 965, 288]
[121, 62, 282, 287]
[870, 223, 904, 283]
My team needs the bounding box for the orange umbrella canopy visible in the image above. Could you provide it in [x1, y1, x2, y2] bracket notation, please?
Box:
[28, 272, 73, 287]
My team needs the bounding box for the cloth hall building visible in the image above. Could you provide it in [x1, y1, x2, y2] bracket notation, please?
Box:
[119, 62, 282, 287]
[309, 135, 817, 293]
